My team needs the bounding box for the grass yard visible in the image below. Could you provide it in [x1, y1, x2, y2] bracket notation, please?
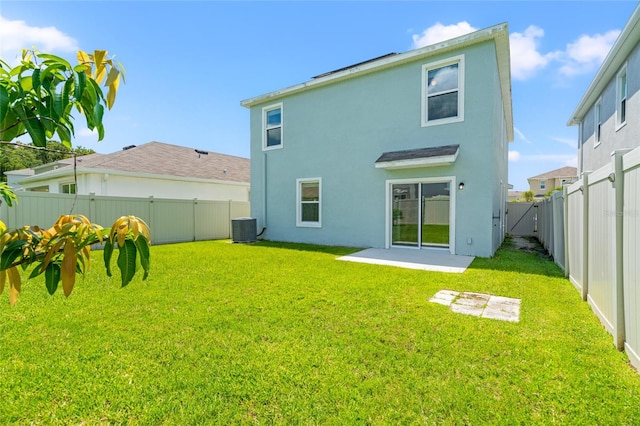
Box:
[392, 224, 450, 245]
[1, 238, 640, 424]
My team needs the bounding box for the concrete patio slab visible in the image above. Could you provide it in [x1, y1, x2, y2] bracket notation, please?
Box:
[429, 290, 521, 322]
[337, 248, 474, 273]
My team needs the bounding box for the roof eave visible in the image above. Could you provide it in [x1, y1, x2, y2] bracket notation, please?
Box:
[241, 23, 511, 109]
[568, 4, 640, 126]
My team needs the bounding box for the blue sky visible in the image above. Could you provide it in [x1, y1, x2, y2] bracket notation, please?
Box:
[1, 1, 638, 190]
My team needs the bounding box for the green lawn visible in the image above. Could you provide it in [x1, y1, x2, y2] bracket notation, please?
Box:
[392, 224, 450, 245]
[1, 238, 640, 424]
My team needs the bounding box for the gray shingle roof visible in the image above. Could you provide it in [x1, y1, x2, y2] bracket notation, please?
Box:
[33, 141, 250, 183]
[528, 166, 577, 180]
[375, 145, 460, 163]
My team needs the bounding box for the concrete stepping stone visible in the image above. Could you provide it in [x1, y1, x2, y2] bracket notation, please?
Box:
[430, 290, 520, 322]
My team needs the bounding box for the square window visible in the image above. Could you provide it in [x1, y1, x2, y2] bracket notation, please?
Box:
[297, 178, 321, 227]
[263, 103, 283, 150]
[61, 183, 76, 194]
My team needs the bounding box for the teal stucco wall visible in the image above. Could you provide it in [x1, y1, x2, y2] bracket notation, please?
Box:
[248, 39, 510, 257]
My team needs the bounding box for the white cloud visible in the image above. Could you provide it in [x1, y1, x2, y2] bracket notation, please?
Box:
[0, 15, 78, 63]
[412, 22, 477, 49]
[551, 136, 577, 148]
[558, 30, 620, 77]
[508, 150, 521, 161]
[509, 25, 558, 81]
[77, 128, 98, 137]
[514, 127, 533, 144]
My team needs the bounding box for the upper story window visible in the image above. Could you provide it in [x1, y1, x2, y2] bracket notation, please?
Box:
[594, 99, 602, 147]
[296, 178, 321, 227]
[616, 64, 627, 129]
[422, 55, 464, 127]
[263, 103, 283, 150]
[539, 180, 546, 190]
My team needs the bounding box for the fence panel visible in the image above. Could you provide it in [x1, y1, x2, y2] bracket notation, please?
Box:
[0, 192, 248, 245]
[551, 191, 565, 270]
[586, 165, 616, 334]
[566, 182, 584, 293]
[623, 148, 640, 368]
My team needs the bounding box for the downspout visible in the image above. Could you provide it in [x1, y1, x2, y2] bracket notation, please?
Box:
[262, 152, 267, 234]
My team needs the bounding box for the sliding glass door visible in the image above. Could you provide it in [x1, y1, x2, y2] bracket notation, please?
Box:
[391, 181, 450, 248]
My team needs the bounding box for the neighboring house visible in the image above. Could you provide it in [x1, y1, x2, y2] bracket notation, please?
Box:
[527, 166, 578, 198]
[508, 191, 524, 202]
[568, 3, 640, 174]
[241, 23, 513, 257]
[6, 141, 250, 202]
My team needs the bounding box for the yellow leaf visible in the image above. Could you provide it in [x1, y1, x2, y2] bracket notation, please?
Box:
[77, 50, 91, 64]
[40, 239, 64, 274]
[82, 245, 91, 270]
[61, 242, 77, 297]
[93, 50, 106, 72]
[95, 65, 106, 85]
[7, 267, 21, 307]
[0, 220, 6, 234]
[0, 269, 5, 295]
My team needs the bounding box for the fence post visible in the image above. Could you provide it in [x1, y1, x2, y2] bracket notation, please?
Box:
[613, 150, 631, 351]
[563, 186, 569, 278]
[581, 172, 590, 302]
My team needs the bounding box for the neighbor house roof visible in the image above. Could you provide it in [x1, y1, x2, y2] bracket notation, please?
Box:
[15, 141, 250, 185]
[527, 166, 577, 181]
[241, 23, 513, 142]
[568, 3, 640, 126]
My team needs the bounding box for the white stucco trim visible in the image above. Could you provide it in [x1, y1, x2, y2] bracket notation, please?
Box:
[384, 176, 456, 254]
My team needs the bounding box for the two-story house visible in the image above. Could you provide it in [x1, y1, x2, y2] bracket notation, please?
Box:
[527, 166, 578, 198]
[241, 23, 513, 257]
[568, 3, 640, 174]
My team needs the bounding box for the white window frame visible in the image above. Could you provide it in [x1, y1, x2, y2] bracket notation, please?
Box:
[60, 182, 76, 194]
[616, 63, 627, 130]
[296, 178, 321, 228]
[262, 103, 283, 151]
[421, 55, 465, 127]
[594, 98, 602, 147]
[539, 180, 546, 190]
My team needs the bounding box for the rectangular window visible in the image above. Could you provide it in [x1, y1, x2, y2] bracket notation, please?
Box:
[594, 99, 602, 146]
[263, 103, 283, 150]
[297, 178, 321, 227]
[61, 183, 76, 194]
[617, 64, 627, 128]
[539, 180, 546, 190]
[422, 55, 464, 127]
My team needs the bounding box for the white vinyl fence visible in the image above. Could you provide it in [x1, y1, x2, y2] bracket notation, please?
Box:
[537, 147, 640, 370]
[0, 192, 250, 245]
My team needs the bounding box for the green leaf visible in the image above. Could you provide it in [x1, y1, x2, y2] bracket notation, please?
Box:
[134, 234, 150, 280]
[37, 53, 72, 70]
[93, 102, 104, 127]
[44, 263, 61, 295]
[0, 109, 24, 142]
[74, 71, 86, 101]
[32, 68, 41, 93]
[103, 239, 113, 277]
[28, 262, 45, 279]
[0, 85, 8, 123]
[0, 240, 28, 270]
[117, 239, 137, 287]
[14, 105, 47, 147]
[56, 123, 71, 146]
